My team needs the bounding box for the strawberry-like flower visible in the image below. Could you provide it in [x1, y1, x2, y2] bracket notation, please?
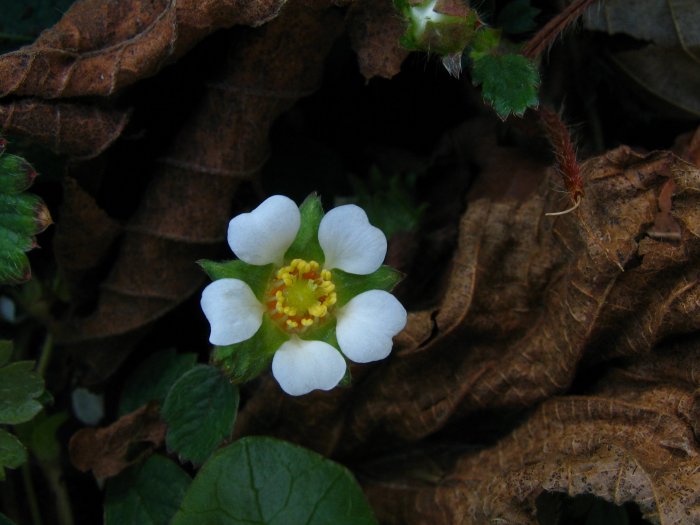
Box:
[200, 195, 407, 396]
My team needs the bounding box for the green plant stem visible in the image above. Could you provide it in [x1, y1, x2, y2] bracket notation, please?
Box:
[21, 463, 43, 525]
[36, 333, 53, 378]
[42, 464, 75, 525]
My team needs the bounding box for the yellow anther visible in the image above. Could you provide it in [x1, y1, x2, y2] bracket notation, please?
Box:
[301, 318, 314, 327]
[321, 270, 331, 281]
[286, 320, 299, 328]
[308, 303, 327, 318]
[327, 293, 337, 306]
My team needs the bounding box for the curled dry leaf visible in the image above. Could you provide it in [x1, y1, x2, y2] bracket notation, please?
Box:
[0, 0, 288, 99]
[362, 340, 700, 524]
[236, 122, 700, 464]
[0, 100, 129, 159]
[68, 402, 166, 480]
[55, 2, 345, 383]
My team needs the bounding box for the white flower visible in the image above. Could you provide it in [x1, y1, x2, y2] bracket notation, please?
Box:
[201, 195, 407, 396]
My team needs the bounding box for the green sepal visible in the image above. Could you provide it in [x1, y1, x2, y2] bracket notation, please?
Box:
[0, 155, 36, 194]
[198, 260, 275, 301]
[396, 0, 481, 56]
[212, 315, 289, 384]
[284, 193, 325, 264]
[333, 266, 403, 307]
[303, 317, 340, 350]
[0, 361, 44, 425]
[0, 341, 12, 367]
[0, 428, 27, 480]
[0, 250, 31, 284]
[0, 225, 36, 252]
[0, 193, 52, 236]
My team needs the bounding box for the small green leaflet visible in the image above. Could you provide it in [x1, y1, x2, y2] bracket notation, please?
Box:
[172, 437, 378, 525]
[0, 429, 27, 481]
[471, 53, 539, 119]
[105, 454, 191, 525]
[0, 361, 44, 425]
[161, 365, 239, 465]
[118, 349, 197, 415]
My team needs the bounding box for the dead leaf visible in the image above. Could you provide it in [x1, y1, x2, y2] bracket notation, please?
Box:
[346, 0, 409, 80]
[68, 402, 166, 480]
[0, 0, 288, 99]
[52, 2, 345, 384]
[236, 123, 700, 465]
[0, 100, 129, 159]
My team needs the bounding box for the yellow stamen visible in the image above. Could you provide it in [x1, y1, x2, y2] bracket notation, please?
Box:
[266, 258, 337, 333]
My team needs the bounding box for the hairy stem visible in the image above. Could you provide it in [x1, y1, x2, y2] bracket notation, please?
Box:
[522, 0, 599, 59]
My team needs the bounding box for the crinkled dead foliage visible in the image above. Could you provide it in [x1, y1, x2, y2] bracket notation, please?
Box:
[2, 0, 700, 523]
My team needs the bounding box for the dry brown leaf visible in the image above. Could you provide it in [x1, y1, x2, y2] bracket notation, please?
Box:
[0, 100, 129, 159]
[346, 0, 409, 80]
[0, 0, 288, 99]
[54, 2, 345, 383]
[235, 122, 700, 462]
[68, 402, 166, 480]
[362, 338, 700, 524]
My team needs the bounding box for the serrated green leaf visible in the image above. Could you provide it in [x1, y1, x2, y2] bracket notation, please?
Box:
[212, 316, 288, 384]
[0, 428, 27, 480]
[0, 361, 44, 424]
[104, 454, 191, 525]
[284, 194, 325, 263]
[497, 0, 541, 34]
[471, 53, 539, 118]
[198, 260, 274, 301]
[118, 349, 198, 416]
[161, 365, 239, 465]
[333, 266, 403, 307]
[0, 341, 12, 367]
[0, 155, 36, 194]
[0, 511, 18, 525]
[0, 249, 31, 284]
[172, 437, 378, 525]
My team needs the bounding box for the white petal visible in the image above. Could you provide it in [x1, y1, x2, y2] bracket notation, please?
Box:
[336, 290, 407, 363]
[228, 195, 300, 266]
[200, 279, 264, 346]
[318, 204, 387, 275]
[271, 338, 346, 396]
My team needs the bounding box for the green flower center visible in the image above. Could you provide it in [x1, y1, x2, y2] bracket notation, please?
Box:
[266, 259, 337, 332]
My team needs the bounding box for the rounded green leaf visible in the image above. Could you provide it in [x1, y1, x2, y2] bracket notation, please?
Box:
[119, 349, 197, 415]
[161, 365, 239, 465]
[0, 429, 27, 480]
[105, 454, 191, 525]
[0, 361, 44, 424]
[172, 437, 378, 525]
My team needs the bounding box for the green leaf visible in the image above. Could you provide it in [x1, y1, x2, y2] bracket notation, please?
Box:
[0, 341, 12, 367]
[172, 436, 378, 525]
[497, 0, 541, 34]
[0, 511, 18, 525]
[0, 155, 36, 194]
[344, 168, 426, 239]
[0, 428, 27, 480]
[333, 266, 403, 307]
[284, 194, 325, 263]
[20, 412, 68, 463]
[161, 365, 239, 465]
[105, 454, 191, 525]
[118, 349, 198, 416]
[198, 260, 274, 301]
[0, 361, 44, 424]
[471, 53, 540, 118]
[212, 315, 288, 384]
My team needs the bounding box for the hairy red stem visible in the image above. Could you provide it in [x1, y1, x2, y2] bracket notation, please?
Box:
[522, 0, 599, 59]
